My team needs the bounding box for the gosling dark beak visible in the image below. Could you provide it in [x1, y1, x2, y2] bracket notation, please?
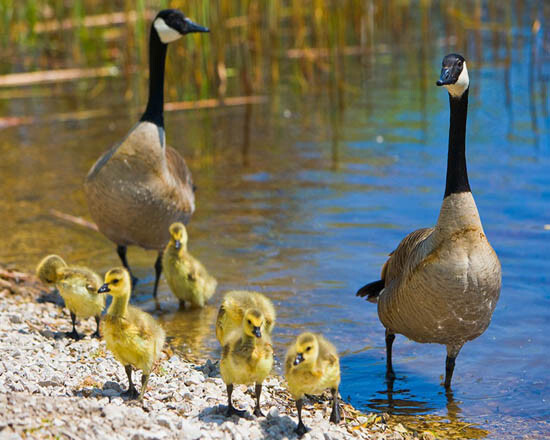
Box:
[174, 240, 181, 250]
[98, 283, 110, 293]
[184, 18, 209, 34]
[436, 67, 453, 86]
[253, 327, 261, 338]
[293, 353, 304, 366]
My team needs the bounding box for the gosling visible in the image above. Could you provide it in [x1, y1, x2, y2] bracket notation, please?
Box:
[285, 332, 341, 436]
[98, 268, 166, 400]
[162, 222, 217, 308]
[36, 254, 104, 339]
[216, 290, 275, 346]
[219, 309, 274, 417]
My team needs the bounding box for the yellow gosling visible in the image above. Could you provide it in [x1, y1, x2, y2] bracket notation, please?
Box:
[285, 332, 341, 436]
[162, 222, 217, 308]
[36, 254, 104, 340]
[216, 290, 275, 346]
[219, 309, 274, 417]
[98, 267, 165, 400]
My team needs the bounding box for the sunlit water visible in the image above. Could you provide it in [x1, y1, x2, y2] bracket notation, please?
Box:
[2, 10, 550, 440]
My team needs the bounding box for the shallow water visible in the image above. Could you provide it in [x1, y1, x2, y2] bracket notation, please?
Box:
[1, 2, 550, 439]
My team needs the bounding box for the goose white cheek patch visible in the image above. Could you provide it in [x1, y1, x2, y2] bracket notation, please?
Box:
[445, 63, 470, 98]
[154, 18, 182, 44]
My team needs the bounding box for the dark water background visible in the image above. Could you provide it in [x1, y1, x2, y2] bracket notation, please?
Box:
[1, 1, 549, 438]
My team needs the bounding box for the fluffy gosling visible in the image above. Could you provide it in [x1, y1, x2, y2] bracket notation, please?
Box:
[220, 308, 274, 417]
[216, 290, 275, 346]
[36, 254, 104, 339]
[162, 222, 217, 308]
[98, 268, 166, 400]
[285, 332, 341, 436]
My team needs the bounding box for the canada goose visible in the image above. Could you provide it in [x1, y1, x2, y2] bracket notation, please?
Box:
[356, 54, 502, 389]
[216, 290, 276, 346]
[84, 9, 209, 298]
[98, 267, 166, 400]
[285, 332, 341, 436]
[219, 309, 274, 417]
[162, 222, 217, 308]
[36, 255, 104, 339]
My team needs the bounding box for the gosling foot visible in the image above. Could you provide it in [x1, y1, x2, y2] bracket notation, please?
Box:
[91, 330, 101, 339]
[66, 329, 82, 340]
[253, 407, 265, 418]
[295, 421, 309, 437]
[225, 405, 246, 418]
[122, 386, 139, 400]
[329, 405, 341, 424]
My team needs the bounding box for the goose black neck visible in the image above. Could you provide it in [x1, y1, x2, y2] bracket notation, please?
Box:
[140, 28, 167, 127]
[444, 88, 470, 198]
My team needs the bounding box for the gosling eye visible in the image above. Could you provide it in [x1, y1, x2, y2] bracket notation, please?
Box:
[111, 279, 120, 285]
[247, 319, 252, 325]
[306, 346, 311, 352]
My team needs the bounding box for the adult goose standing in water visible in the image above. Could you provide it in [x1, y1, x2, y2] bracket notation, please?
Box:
[85, 10, 208, 298]
[356, 54, 501, 389]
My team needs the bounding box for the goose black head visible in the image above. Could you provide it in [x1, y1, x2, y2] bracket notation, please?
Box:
[436, 53, 469, 98]
[153, 9, 209, 44]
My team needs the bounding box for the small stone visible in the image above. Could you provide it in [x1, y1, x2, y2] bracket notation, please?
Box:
[267, 406, 279, 418]
[420, 432, 436, 440]
[9, 314, 22, 324]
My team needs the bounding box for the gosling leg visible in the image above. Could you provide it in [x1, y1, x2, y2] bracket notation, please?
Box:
[67, 312, 81, 340]
[92, 316, 101, 338]
[138, 373, 150, 401]
[116, 245, 138, 288]
[153, 251, 163, 300]
[225, 384, 246, 417]
[122, 365, 138, 399]
[444, 356, 456, 389]
[253, 383, 264, 417]
[329, 387, 341, 424]
[385, 329, 396, 380]
[295, 398, 308, 437]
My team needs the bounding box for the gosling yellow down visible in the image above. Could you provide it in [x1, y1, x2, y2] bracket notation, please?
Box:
[98, 268, 166, 400]
[285, 332, 341, 436]
[162, 222, 217, 308]
[216, 290, 276, 346]
[219, 308, 274, 417]
[36, 254, 104, 340]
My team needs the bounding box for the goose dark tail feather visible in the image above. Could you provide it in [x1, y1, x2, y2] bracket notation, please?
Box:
[356, 279, 385, 303]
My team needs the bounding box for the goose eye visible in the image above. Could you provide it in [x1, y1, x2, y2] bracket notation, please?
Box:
[112, 279, 119, 285]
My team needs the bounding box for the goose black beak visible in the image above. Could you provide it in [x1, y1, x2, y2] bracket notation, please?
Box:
[437, 67, 453, 86]
[98, 284, 110, 293]
[183, 18, 209, 34]
[293, 353, 304, 366]
[174, 240, 181, 250]
[253, 327, 262, 338]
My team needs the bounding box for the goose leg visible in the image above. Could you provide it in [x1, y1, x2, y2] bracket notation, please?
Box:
[122, 365, 138, 399]
[295, 398, 308, 436]
[329, 387, 341, 424]
[253, 383, 264, 417]
[444, 356, 456, 389]
[225, 384, 246, 417]
[67, 312, 81, 340]
[153, 251, 163, 299]
[92, 316, 101, 338]
[444, 345, 462, 389]
[138, 373, 149, 401]
[385, 329, 396, 380]
[117, 245, 138, 287]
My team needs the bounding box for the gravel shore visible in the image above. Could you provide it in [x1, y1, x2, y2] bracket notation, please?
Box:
[0, 268, 420, 440]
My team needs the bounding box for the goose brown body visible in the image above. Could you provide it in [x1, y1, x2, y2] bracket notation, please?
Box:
[377, 193, 501, 352]
[85, 122, 194, 251]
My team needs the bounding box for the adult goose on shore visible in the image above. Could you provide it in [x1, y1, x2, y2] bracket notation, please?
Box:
[84, 10, 208, 298]
[356, 54, 501, 389]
